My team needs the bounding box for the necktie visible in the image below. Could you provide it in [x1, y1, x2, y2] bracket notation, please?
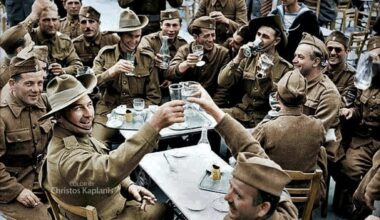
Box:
[260, 0, 272, 16]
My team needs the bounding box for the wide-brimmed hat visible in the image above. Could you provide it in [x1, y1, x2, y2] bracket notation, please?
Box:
[39, 74, 97, 120]
[249, 15, 287, 51]
[111, 8, 148, 33]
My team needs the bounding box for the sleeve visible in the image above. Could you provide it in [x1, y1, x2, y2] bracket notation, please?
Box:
[366, 150, 380, 201]
[62, 41, 83, 75]
[166, 46, 188, 80]
[217, 60, 245, 89]
[93, 50, 115, 87]
[214, 114, 269, 158]
[194, 0, 207, 18]
[0, 119, 24, 203]
[341, 73, 357, 108]
[274, 190, 299, 220]
[58, 123, 160, 188]
[251, 122, 266, 147]
[226, 0, 248, 33]
[314, 89, 341, 130]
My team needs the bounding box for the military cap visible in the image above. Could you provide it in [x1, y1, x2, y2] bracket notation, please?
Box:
[160, 9, 180, 22]
[299, 32, 329, 60]
[188, 16, 216, 34]
[232, 152, 291, 197]
[277, 69, 307, 106]
[367, 35, 380, 51]
[0, 24, 28, 54]
[17, 45, 49, 63]
[9, 56, 41, 78]
[79, 6, 101, 21]
[325, 31, 349, 49]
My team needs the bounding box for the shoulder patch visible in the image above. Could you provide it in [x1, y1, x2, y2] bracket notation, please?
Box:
[63, 136, 79, 149]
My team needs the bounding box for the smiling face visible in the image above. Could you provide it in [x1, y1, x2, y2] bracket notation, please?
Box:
[160, 19, 181, 40]
[194, 28, 216, 51]
[119, 30, 142, 52]
[326, 41, 347, 66]
[63, 95, 94, 133]
[292, 44, 319, 76]
[9, 71, 44, 106]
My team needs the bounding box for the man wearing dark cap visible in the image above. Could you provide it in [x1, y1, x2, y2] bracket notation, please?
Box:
[0, 24, 34, 89]
[340, 35, 380, 219]
[219, 15, 293, 128]
[167, 16, 230, 107]
[117, 0, 183, 35]
[252, 69, 326, 205]
[92, 8, 161, 146]
[138, 9, 187, 102]
[187, 86, 298, 220]
[59, 0, 82, 39]
[0, 56, 51, 219]
[73, 5, 120, 67]
[293, 33, 342, 164]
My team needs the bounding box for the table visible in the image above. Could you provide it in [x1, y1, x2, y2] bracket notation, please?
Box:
[139, 145, 233, 220]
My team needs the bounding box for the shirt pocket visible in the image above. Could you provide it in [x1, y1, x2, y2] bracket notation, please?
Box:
[6, 129, 32, 143]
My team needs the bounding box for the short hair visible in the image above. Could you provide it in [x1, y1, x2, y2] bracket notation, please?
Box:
[160, 17, 182, 25]
[10, 73, 23, 82]
[309, 45, 326, 67]
[41, 1, 59, 15]
[253, 189, 280, 218]
[190, 26, 202, 36]
[4, 37, 26, 56]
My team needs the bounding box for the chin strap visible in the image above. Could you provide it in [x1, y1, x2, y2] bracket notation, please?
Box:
[59, 115, 92, 135]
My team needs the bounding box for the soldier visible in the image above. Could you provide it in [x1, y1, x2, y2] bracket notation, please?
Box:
[2, 0, 34, 26]
[193, 0, 248, 44]
[0, 56, 52, 219]
[92, 9, 161, 146]
[218, 15, 292, 128]
[72, 6, 120, 67]
[117, 0, 183, 35]
[187, 85, 298, 220]
[138, 9, 187, 103]
[0, 24, 34, 89]
[223, 25, 252, 60]
[292, 33, 342, 165]
[340, 35, 380, 219]
[167, 16, 230, 107]
[59, 0, 82, 39]
[22, 0, 83, 76]
[40, 74, 183, 220]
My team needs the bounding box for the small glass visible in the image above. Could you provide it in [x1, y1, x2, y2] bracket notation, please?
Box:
[169, 83, 183, 100]
[124, 52, 135, 76]
[133, 98, 145, 111]
[191, 44, 205, 67]
[268, 92, 281, 117]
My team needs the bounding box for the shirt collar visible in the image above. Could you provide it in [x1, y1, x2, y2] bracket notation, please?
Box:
[279, 106, 303, 116]
[84, 32, 102, 47]
[212, 0, 227, 7]
[36, 27, 57, 44]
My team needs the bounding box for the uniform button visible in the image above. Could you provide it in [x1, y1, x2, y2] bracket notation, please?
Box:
[34, 141, 38, 145]
[368, 127, 373, 132]
[84, 140, 89, 144]
[16, 138, 21, 142]
[122, 92, 127, 96]
[253, 99, 256, 102]
[369, 107, 373, 111]
[123, 81, 127, 85]
[372, 96, 376, 99]
[254, 87, 257, 90]
[32, 124, 37, 129]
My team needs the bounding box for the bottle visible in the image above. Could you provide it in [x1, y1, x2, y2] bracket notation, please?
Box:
[198, 125, 211, 151]
[159, 36, 170, 70]
[354, 52, 373, 90]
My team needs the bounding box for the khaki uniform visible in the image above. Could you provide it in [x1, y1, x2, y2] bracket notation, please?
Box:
[28, 27, 83, 75]
[92, 44, 161, 142]
[40, 124, 170, 220]
[303, 73, 342, 162]
[59, 15, 82, 39]
[0, 89, 52, 219]
[0, 57, 10, 90]
[117, 0, 183, 34]
[215, 114, 298, 220]
[194, 0, 248, 44]
[167, 42, 230, 107]
[341, 88, 380, 182]
[218, 53, 292, 127]
[73, 32, 120, 67]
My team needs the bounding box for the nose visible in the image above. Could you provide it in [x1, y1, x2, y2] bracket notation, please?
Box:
[292, 56, 298, 64]
[83, 106, 93, 117]
[224, 191, 233, 202]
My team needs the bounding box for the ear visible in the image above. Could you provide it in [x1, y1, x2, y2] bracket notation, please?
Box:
[192, 34, 199, 41]
[273, 37, 281, 47]
[257, 201, 271, 218]
[312, 57, 321, 67]
[8, 79, 16, 90]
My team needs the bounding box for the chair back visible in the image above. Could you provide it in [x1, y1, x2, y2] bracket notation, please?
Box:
[304, 0, 321, 18]
[45, 191, 99, 220]
[285, 169, 322, 220]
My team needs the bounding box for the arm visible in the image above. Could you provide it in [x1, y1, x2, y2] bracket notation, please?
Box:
[194, 0, 207, 19]
[314, 89, 341, 130]
[62, 41, 83, 75]
[166, 45, 196, 80]
[218, 59, 245, 88]
[226, 0, 248, 33]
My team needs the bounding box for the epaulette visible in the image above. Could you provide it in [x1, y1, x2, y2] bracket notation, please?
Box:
[57, 32, 72, 41]
[72, 35, 84, 43]
[98, 44, 117, 54]
[278, 56, 293, 68]
[346, 63, 356, 74]
[60, 17, 67, 22]
[63, 136, 79, 150]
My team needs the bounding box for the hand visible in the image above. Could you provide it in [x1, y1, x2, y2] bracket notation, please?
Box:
[340, 108, 353, 119]
[154, 53, 163, 68]
[128, 185, 157, 211]
[48, 63, 65, 76]
[364, 192, 375, 210]
[160, 80, 172, 88]
[185, 53, 199, 68]
[16, 188, 41, 208]
[31, 0, 50, 20]
[187, 85, 225, 123]
[148, 100, 185, 132]
[210, 11, 229, 24]
[108, 59, 134, 77]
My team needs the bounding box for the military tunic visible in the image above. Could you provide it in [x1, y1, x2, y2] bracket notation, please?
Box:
[59, 15, 82, 39]
[0, 57, 10, 90]
[167, 42, 230, 107]
[194, 0, 248, 44]
[40, 123, 169, 220]
[0, 89, 52, 219]
[218, 52, 292, 127]
[73, 32, 120, 67]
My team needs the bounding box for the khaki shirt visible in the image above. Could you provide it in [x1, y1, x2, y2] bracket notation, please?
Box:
[167, 42, 230, 106]
[325, 63, 357, 107]
[0, 89, 52, 203]
[59, 15, 82, 39]
[73, 32, 120, 67]
[0, 57, 10, 90]
[218, 52, 292, 127]
[93, 44, 161, 125]
[215, 114, 298, 220]
[194, 0, 248, 44]
[40, 123, 159, 220]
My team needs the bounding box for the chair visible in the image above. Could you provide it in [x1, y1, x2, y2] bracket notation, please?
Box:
[285, 169, 322, 220]
[0, 2, 6, 34]
[304, 0, 321, 18]
[45, 191, 99, 220]
[347, 31, 370, 66]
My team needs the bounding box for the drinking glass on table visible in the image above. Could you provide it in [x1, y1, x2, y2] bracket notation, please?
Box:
[191, 44, 205, 67]
[124, 52, 135, 76]
[133, 98, 145, 124]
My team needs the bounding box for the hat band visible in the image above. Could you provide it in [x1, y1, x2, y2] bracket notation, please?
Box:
[120, 19, 141, 29]
[48, 84, 87, 110]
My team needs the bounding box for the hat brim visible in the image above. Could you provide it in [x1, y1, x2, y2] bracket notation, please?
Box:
[249, 15, 287, 51]
[39, 74, 97, 121]
[110, 15, 149, 33]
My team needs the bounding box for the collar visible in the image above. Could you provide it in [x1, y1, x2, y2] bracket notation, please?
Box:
[84, 32, 102, 47]
[0, 89, 46, 118]
[279, 106, 303, 116]
[307, 72, 324, 88]
[66, 14, 79, 23]
[36, 27, 57, 45]
[212, 0, 227, 7]
[54, 124, 90, 142]
[326, 62, 346, 77]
